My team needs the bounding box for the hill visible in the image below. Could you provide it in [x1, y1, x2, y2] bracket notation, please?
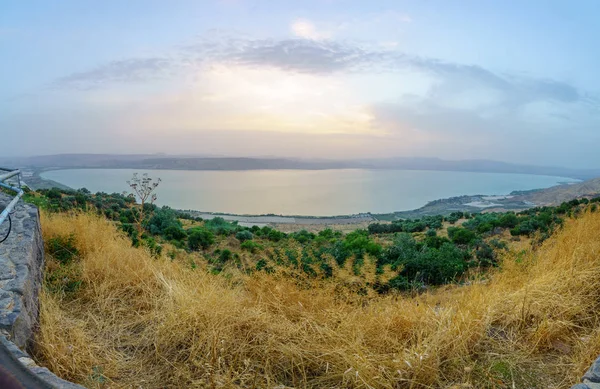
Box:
[517, 177, 600, 205]
[5, 154, 600, 179]
[25, 187, 600, 388]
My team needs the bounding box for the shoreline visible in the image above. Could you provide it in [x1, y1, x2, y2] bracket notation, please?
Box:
[28, 167, 598, 230]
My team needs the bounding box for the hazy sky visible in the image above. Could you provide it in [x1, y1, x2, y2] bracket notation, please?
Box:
[1, 1, 599, 168]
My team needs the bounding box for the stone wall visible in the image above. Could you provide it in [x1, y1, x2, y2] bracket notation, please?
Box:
[0, 193, 84, 389]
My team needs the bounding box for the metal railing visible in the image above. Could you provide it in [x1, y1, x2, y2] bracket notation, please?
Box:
[0, 168, 24, 236]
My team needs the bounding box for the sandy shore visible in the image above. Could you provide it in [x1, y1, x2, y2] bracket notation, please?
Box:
[185, 211, 376, 232]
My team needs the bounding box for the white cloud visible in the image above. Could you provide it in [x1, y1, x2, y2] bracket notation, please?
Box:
[290, 19, 331, 40]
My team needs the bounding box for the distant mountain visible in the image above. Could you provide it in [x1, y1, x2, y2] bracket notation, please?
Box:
[4, 154, 599, 180]
[357, 157, 600, 180]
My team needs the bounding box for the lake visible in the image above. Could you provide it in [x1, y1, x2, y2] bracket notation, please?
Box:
[40, 169, 578, 216]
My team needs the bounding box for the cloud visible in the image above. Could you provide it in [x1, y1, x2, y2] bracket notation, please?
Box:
[52, 58, 176, 90]
[290, 19, 331, 40]
[43, 30, 598, 167]
[215, 38, 380, 74]
[51, 31, 592, 112]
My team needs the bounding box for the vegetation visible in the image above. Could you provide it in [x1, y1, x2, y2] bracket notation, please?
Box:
[26, 184, 600, 294]
[32, 200, 600, 388]
[126, 173, 161, 236]
[21, 180, 600, 387]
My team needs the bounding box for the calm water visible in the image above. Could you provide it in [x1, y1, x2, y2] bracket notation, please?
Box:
[41, 169, 578, 216]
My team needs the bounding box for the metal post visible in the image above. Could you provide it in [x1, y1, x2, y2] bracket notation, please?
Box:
[0, 169, 24, 230]
[0, 170, 21, 182]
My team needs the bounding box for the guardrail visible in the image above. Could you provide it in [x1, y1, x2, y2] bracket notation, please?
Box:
[0, 168, 24, 241]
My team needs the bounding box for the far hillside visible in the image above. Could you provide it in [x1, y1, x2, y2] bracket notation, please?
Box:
[7, 153, 600, 179]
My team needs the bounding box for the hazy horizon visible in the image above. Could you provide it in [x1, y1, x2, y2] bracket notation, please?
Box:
[2, 1, 599, 169]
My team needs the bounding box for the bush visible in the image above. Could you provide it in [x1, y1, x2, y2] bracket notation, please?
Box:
[343, 230, 382, 258]
[382, 234, 469, 289]
[291, 230, 315, 244]
[144, 237, 163, 258]
[235, 230, 254, 242]
[163, 225, 187, 241]
[218, 249, 233, 264]
[498, 213, 519, 228]
[241, 240, 263, 253]
[147, 206, 183, 237]
[188, 229, 214, 251]
[46, 234, 78, 264]
[205, 217, 237, 235]
[447, 227, 477, 245]
[46, 188, 62, 200]
[267, 229, 286, 242]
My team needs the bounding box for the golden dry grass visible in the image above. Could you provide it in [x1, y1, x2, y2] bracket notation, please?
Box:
[33, 209, 600, 388]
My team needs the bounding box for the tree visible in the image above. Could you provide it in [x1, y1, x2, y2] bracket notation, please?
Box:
[147, 206, 183, 238]
[126, 173, 161, 236]
[447, 227, 476, 245]
[499, 213, 519, 228]
[188, 229, 214, 251]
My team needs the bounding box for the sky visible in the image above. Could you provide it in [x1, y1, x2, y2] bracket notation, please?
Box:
[1, 0, 599, 168]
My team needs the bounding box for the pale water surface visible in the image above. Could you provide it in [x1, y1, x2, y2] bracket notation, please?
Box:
[41, 169, 578, 216]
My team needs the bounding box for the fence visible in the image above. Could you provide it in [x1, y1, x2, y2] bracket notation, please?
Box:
[0, 168, 24, 239]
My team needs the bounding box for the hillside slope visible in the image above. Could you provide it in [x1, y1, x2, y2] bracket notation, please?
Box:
[519, 177, 600, 205]
[34, 209, 600, 388]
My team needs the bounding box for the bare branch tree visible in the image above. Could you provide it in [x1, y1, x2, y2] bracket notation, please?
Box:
[126, 173, 161, 236]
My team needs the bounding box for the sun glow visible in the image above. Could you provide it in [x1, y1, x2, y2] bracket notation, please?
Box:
[128, 64, 379, 135]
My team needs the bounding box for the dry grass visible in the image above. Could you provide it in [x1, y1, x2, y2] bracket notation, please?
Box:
[33, 209, 600, 388]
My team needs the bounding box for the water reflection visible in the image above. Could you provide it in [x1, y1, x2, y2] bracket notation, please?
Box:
[41, 169, 578, 216]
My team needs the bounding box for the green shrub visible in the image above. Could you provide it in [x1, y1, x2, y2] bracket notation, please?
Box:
[291, 230, 315, 244]
[447, 227, 476, 245]
[144, 237, 162, 258]
[188, 228, 214, 251]
[235, 230, 254, 242]
[46, 234, 78, 264]
[205, 217, 237, 235]
[267, 229, 286, 242]
[241, 240, 263, 253]
[218, 249, 233, 264]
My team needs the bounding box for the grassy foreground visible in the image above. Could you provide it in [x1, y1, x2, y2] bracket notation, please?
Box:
[34, 209, 600, 388]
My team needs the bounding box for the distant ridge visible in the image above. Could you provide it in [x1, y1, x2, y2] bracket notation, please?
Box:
[4, 154, 599, 180]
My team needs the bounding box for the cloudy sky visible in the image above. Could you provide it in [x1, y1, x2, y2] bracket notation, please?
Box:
[1, 0, 599, 168]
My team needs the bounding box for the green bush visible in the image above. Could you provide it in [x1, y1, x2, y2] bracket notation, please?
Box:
[291, 230, 315, 244]
[447, 227, 477, 245]
[235, 230, 254, 242]
[205, 217, 237, 235]
[188, 228, 214, 251]
[218, 249, 233, 264]
[46, 234, 78, 264]
[267, 229, 286, 242]
[144, 237, 163, 258]
[241, 240, 263, 253]
[382, 234, 470, 289]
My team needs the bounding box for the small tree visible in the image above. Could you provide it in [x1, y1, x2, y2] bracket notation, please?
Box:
[188, 229, 214, 251]
[126, 173, 161, 236]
